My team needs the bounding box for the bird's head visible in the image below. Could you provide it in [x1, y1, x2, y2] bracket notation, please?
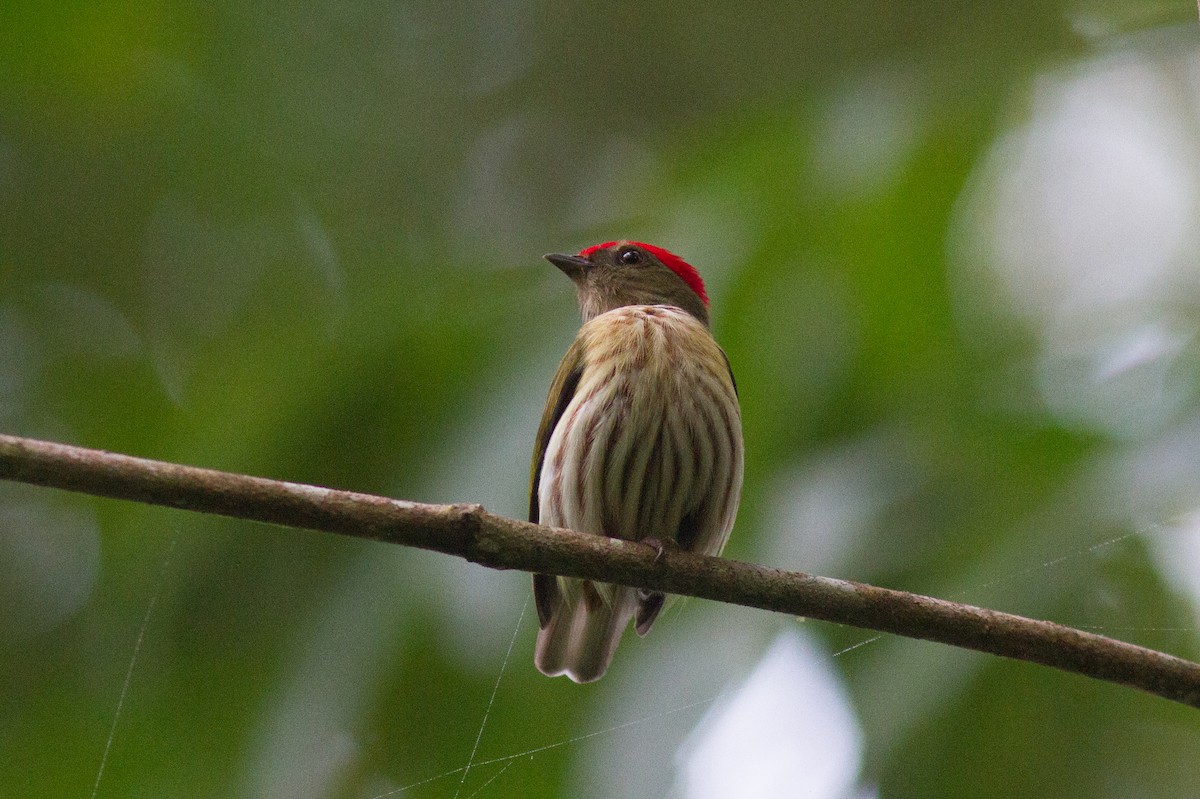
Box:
[544, 241, 710, 327]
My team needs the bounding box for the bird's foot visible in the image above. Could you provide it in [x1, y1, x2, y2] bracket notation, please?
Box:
[642, 538, 679, 563]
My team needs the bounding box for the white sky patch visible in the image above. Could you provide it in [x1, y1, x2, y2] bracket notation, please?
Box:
[672, 630, 866, 799]
[953, 40, 1200, 438]
[1035, 320, 1195, 438]
[1148, 510, 1200, 614]
[1099, 412, 1200, 616]
[980, 54, 1195, 322]
[1093, 321, 1191, 382]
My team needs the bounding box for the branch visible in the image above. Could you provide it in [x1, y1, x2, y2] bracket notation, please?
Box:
[1, 433, 1197, 708]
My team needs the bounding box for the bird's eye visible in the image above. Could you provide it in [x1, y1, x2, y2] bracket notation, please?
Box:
[620, 249, 643, 265]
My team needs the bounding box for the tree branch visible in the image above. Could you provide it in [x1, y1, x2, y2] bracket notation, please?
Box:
[1, 432, 1197, 707]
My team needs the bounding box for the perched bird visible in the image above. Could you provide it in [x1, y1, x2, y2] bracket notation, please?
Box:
[530, 240, 744, 682]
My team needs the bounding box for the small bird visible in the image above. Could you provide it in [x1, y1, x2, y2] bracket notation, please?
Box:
[530, 240, 744, 682]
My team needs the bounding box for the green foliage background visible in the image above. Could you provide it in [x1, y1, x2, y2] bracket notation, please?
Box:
[2, 2, 1199, 797]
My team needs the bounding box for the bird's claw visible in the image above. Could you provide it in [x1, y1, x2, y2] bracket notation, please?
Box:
[643, 538, 677, 563]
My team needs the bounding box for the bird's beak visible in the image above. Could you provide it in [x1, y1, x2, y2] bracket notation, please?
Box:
[544, 252, 589, 280]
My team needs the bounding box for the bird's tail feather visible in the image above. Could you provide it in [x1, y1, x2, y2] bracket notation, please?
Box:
[534, 582, 636, 683]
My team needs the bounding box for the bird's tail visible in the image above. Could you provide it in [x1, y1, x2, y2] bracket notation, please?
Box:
[534, 580, 636, 683]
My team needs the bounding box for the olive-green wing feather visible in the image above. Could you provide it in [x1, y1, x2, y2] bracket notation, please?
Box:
[720, 347, 738, 397]
[528, 337, 586, 523]
[530, 337, 586, 628]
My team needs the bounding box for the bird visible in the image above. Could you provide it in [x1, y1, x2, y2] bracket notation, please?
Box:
[529, 240, 744, 682]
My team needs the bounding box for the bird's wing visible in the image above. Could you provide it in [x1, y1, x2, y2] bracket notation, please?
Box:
[528, 336, 586, 523]
[530, 337, 586, 629]
[721, 347, 738, 397]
